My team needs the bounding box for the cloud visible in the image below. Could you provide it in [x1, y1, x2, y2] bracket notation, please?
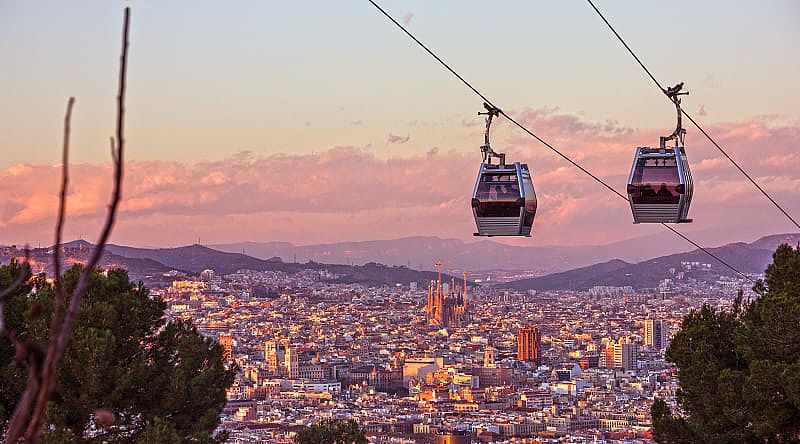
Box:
[402, 12, 414, 26]
[1, 111, 798, 247]
[387, 133, 411, 144]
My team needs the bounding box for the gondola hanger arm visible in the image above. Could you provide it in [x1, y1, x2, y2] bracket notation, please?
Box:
[479, 103, 505, 165]
[660, 82, 688, 149]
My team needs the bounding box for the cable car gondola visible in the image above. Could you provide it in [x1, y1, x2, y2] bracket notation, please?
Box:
[627, 83, 693, 223]
[471, 104, 537, 236]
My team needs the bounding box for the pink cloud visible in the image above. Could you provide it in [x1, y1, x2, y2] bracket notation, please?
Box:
[1, 111, 798, 247]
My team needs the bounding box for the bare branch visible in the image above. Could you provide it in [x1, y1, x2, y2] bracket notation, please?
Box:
[16, 8, 130, 442]
[49, 97, 74, 343]
[53, 4, 128, 359]
[109, 136, 118, 164]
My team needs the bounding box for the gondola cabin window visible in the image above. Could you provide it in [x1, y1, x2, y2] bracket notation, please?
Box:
[630, 158, 680, 205]
[475, 174, 520, 201]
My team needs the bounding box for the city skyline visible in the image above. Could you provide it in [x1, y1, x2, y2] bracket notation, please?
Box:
[2, 2, 798, 442]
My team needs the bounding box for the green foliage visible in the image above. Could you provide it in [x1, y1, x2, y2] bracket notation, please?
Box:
[293, 419, 368, 444]
[0, 265, 237, 443]
[653, 244, 800, 443]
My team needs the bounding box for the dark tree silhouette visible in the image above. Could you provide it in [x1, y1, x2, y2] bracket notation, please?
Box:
[293, 419, 368, 444]
[0, 265, 236, 443]
[652, 244, 800, 443]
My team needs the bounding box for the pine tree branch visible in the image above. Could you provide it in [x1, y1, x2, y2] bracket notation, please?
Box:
[0, 247, 30, 336]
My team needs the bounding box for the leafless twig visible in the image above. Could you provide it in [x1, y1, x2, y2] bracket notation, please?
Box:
[49, 97, 74, 345]
[4, 8, 130, 443]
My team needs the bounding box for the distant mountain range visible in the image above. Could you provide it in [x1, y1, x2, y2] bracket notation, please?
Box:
[2, 233, 795, 291]
[501, 233, 800, 291]
[104, 241, 455, 286]
[211, 229, 797, 275]
[210, 234, 684, 275]
[0, 240, 454, 287]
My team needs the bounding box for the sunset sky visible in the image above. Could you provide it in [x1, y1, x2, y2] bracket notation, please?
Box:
[1, 1, 798, 248]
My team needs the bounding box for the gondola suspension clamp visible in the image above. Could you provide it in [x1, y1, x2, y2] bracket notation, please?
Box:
[660, 82, 689, 150]
[479, 103, 506, 165]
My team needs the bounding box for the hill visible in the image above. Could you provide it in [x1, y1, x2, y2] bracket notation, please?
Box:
[101, 243, 451, 286]
[502, 259, 631, 291]
[0, 241, 183, 283]
[502, 233, 799, 291]
[104, 243, 302, 275]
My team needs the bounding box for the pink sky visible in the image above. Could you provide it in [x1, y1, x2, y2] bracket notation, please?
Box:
[2, 107, 797, 248]
[2, 2, 798, 249]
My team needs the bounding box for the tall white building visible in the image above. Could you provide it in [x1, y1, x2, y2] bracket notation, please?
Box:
[613, 338, 639, 371]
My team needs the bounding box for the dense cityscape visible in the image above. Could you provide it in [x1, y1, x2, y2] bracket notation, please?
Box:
[153, 258, 756, 443]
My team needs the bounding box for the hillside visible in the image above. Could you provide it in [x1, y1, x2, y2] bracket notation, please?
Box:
[101, 242, 451, 286]
[502, 233, 799, 291]
[502, 260, 632, 291]
[1, 241, 183, 283]
[104, 243, 302, 275]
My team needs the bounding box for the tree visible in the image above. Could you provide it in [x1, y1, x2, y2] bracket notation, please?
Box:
[652, 244, 800, 443]
[0, 265, 237, 443]
[293, 419, 368, 444]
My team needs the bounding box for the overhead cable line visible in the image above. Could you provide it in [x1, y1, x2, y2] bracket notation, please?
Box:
[365, 0, 625, 201]
[585, 0, 800, 232]
[365, 0, 754, 282]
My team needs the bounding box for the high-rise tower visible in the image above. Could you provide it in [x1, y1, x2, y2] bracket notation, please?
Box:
[219, 333, 233, 361]
[644, 319, 666, 350]
[517, 326, 541, 364]
[265, 339, 284, 371]
[613, 337, 639, 371]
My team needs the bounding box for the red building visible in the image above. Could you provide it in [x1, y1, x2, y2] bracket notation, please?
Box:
[517, 326, 541, 364]
[220, 333, 233, 361]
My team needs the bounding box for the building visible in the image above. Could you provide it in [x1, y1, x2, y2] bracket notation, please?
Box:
[341, 365, 403, 390]
[484, 346, 496, 368]
[613, 338, 639, 371]
[517, 326, 541, 364]
[219, 333, 233, 361]
[285, 344, 299, 378]
[403, 357, 444, 385]
[644, 319, 666, 350]
[264, 339, 284, 372]
[600, 345, 615, 369]
[434, 430, 472, 444]
[471, 366, 512, 388]
[426, 261, 469, 327]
